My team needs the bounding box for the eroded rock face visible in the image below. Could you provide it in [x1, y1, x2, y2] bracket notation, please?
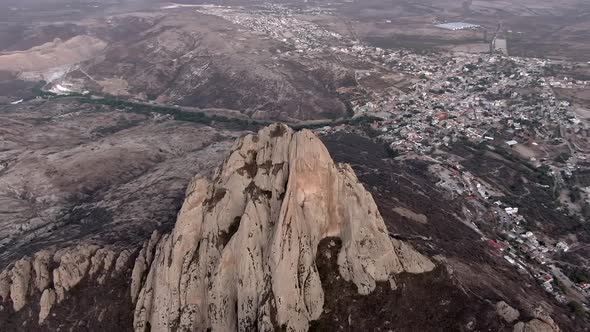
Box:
[38, 288, 56, 324]
[10, 258, 32, 312]
[0, 244, 134, 325]
[33, 251, 52, 292]
[132, 124, 435, 332]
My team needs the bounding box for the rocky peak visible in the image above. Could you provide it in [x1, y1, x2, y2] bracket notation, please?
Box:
[0, 124, 568, 332]
[131, 124, 435, 331]
[0, 124, 567, 331]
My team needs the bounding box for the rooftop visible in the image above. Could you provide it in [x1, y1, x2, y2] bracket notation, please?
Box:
[435, 22, 480, 30]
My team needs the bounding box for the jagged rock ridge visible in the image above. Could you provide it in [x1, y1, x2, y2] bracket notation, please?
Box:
[131, 124, 435, 331]
[0, 244, 134, 328]
[0, 124, 563, 332]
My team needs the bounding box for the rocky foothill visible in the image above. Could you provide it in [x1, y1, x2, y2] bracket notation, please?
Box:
[0, 125, 562, 332]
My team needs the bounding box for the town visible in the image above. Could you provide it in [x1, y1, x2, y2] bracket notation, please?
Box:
[186, 2, 590, 312]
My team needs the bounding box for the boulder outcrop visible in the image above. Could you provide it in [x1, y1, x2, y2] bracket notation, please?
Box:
[132, 124, 435, 332]
[496, 301, 520, 323]
[513, 307, 560, 332]
[0, 244, 134, 325]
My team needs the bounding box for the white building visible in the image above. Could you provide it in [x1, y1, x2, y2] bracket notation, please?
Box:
[556, 241, 569, 252]
[506, 140, 518, 146]
[505, 207, 519, 215]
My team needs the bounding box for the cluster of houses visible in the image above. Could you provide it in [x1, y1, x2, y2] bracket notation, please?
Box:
[195, 2, 590, 307]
